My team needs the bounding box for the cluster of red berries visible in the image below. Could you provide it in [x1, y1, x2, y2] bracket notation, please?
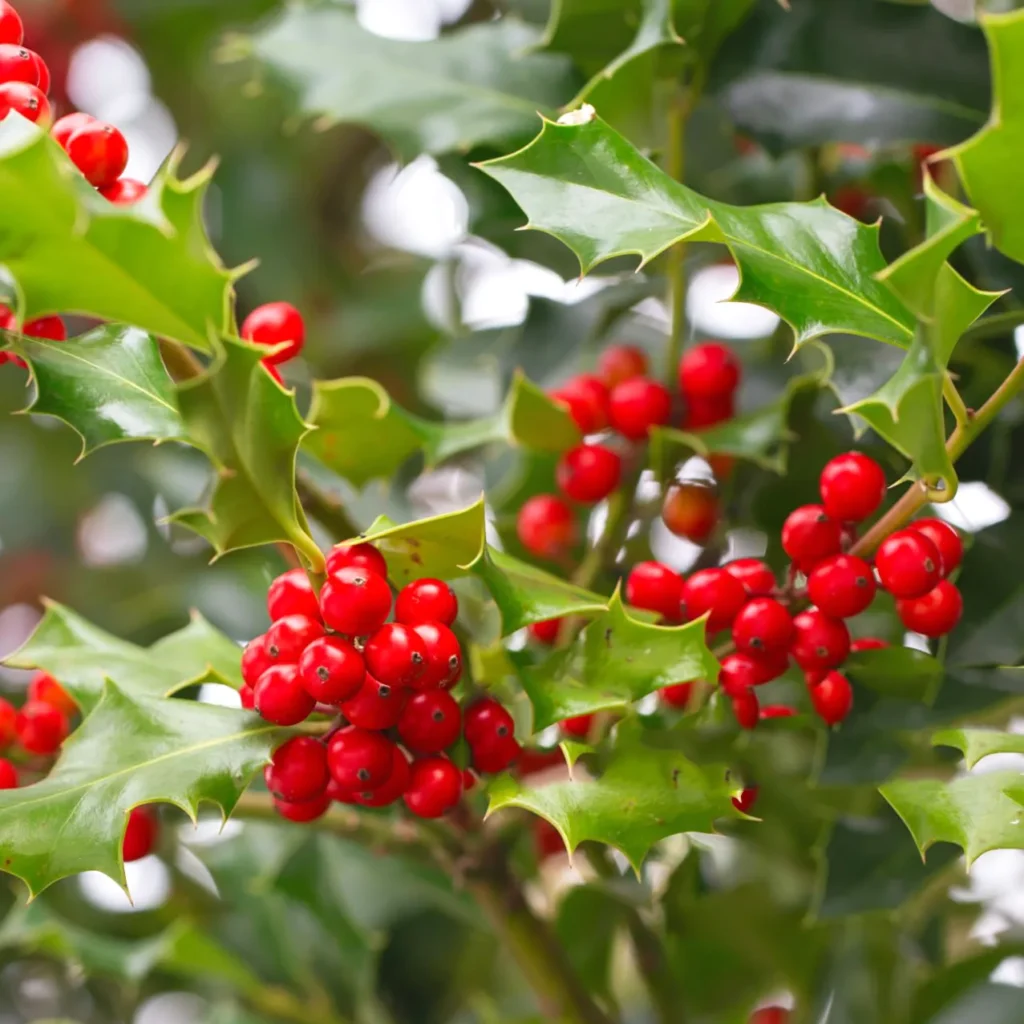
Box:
[517, 342, 740, 559]
[0, 670, 75, 789]
[242, 544, 520, 821]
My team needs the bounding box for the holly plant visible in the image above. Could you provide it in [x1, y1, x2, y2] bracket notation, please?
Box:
[2, 1, 1024, 1023]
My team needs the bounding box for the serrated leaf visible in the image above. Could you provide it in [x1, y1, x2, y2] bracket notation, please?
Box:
[171, 337, 320, 566]
[0, 683, 279, 896]
[504, 370, 581, 453]
[245, 6, 576, 160]
[477, 116, 915, 347]
[10, 325, 185, 456]
[0, 117, 234, 350]
[5, 601, 243, 715]
[933, 728, 1024, 770]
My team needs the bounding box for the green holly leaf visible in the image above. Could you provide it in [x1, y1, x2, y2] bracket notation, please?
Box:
[9, 325, 185, 457]
[5, 601, 243, 715]
[933, 728, 1024, 769]
[0, 684, 279, 897]
[242, 6, 577, 160]
[478, 115, 915, 347]
[487, 728, 737, 869]
[170, 337, 321, 567]
[0, 117, 237, 350]
[504, 371, 581, 453]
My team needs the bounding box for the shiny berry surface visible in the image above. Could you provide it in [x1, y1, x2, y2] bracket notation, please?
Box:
[598, 344, 647, 386]
[0, 44, 37, 85]
[790, 609, 850, 672]
[267, 567, 321, 622]
[472, 734, 521, 774]
[850, 637, 889, 652]
[625, 560, 684, 622]
[819, 452, 886, 522]
[327, 726, 395, 792]
[732, 786, 758, 814]
[681, 568, 747, 634]
[719, 653, 765, 696]
[731, 597, 793, 655]
[661, 481, 719, 543]
[0, 697, 15, 746]
[27, 671, 76, 717]
[404, 756, 463, 818]
[806, 554, 877, 619]
[23, 316, 66, 341]
[517, 494, 575, 559]
[682, 394, 734, 430]
[325, 541, 388, 579]
[395, 578, 458, 627]
[100, 177, 148, 204]
[410, 621, 462, 690]
[551, 374, 609, 434]
[659, 682, 693, 709]
[364, 622, 427, 688]
[398, 690, 462, 753]
[122, 807, 158, 862]
[66, 121, 129, 188]
[355, 747, 411, 807]
[0, 81, 48, 124]
[242, 635, 274, 688]
[253, 664, 315, 725]
[896, 580, 963, 637]
[51, 111, 94, 148]
[274, 793, 331, 822]
[266, 614, 324, 663]
[781, 505, 842, 568]
[908, 517, 962, 576]
[731, 688, 760, 729]
[556, 442, 622, 504]
[0, 757, 17, 789]
[724, 558, 776, 596]
[876, 529, 942, 599]
[0, 2, 23, 45]
[15, 700, 68, 754]
[298, 636, 365, 704]
[464, 698, 515, 747]
[241, 301, 305, 364]
[264, 736, 328, 803]
[320, 567, 392, 636]
[340, 674, 406, 730]
[528, 618, 561, 645]
[560, 714, 594, 738]
[810, 671, 853, 725]
[608, 377, 672, 440]
[678, 342, 740, 400]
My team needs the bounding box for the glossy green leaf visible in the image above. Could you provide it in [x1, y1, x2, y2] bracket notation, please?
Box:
[244, 6, 577, 159]
[0, 116, 236, 350]
[171, 337, 320, 566]
[0, 683, 278, 896]
[505, 370, 581, 453]
[10, 325, 185, 456]
[933, 728, 1024, 769]
[477, 115, 915, 347]
[5, 601, 243, 715]
[844, 646, 942, 702]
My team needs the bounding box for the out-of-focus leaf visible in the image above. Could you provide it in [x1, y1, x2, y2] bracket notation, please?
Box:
[554, 885, 629, 1001]
[912, 945, 1024, 1024]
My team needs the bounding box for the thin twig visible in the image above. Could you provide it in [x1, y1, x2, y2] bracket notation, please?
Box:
[942, 373, 969, 428]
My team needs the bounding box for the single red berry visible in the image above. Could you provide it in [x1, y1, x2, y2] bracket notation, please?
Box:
[551, 374, 609, 434]
[51, 111, 94, 148]
[832, 184, 871, 220]
[781, 504, 842, 569]
[241, 301, 305, 364]
[625, 561, 684, 622]
[732, 786, 758, 814]
[27, 50, 47, 93]
[298, 636, 365, 704]
[724, 558, 776, 596]
[908, 517, 962, 576]
[241, 635, 274, 688]
[462, 768, 477, 792]
[679, 342, 740, 400]
[340, 673, 406, 730]
[598, 344, 648, 387]
[850, 637, 889, 653]
[0, 81, 48, 125]
[409, 621, 462, 690]
[0, 303, 14, 331]
[517, 749, 564, 776]
[819, 452, 886, 522]
[0, 757, 16, 789]
[267, 567, 321, 622]
[266, 614, 324, 663]
[325, 541, 388, 579]
[732, 597, 793, 655]
[239, 684, 255, 709]
[790, 609, 850, 672]
[404, 756, 463, 818]
[0, 2, 23, 45]
[749, 1008, 790, 1024]
[608, 377, 672, 440]
[731, 688, 760, 729]
[253, 664, 315, 725]
[660, 682, 693, 709]
[807, 554, 877, 619]
[528, 618, 562, 645]
[517, 494, 576, 559]
[354, 746, 411, 807]
[265, 736, 328, 803]
[683, 395, 734, 430]
[719, 653, 765, 696]
[897, 580, 963, 637]
[464, 697, 515, 747]
[0, 44, 37, 85]
[810, 671, 853, 725]
[472, 734, 521, 774]
[122, 807, 158, 862]
[556, 442, 622, 504]
[681, 568, 747, 634]
[398, 690, 462, 753]
[327, 726, 396, 792]
[395, 578, 458, 627]
[560, 714, 593, 739]
[662, 481, 719, 544]
[876, 529, 941, 599]
[754, 648, 791, 684]
[15, 700, 68, 754]
[100, 177, 148, 204]
[363, 623, 427, 688]
[23, 315, 65, 341]
[66, 121, 129, 189]
[0, 697, 15, 746]
[27, 671, 76, 717]
[760, 704, 796, 719]
[320, 567, 392, 636]
[274, 793, 331, 822]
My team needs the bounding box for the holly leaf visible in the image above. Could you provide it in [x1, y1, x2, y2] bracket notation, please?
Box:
[477, 115, 915, 347]
[243, 6, 577, 160]
[505, 371, 581, 453]
[933, 728, 1024, 769]
[0, 683, 279, 897]
[4, 601, 243, 715]
[0, 116, 236, 350]
[9, 325, 185, 457]
[487, 729, 737, 869]
[170, 337, 320, 566]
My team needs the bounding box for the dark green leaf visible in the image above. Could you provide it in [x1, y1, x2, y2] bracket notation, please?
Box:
[555, 885, 629, 1000]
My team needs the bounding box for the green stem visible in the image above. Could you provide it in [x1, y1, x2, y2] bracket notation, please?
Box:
[573, 461, 643, 590]
[663, 96, 689, 387]
[942, 373, 969, 428]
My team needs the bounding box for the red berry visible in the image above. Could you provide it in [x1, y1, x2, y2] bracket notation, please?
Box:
[340, 673, 406, 730]
[325, 541, 388, 579]
[354, 746, 411, 807]
[267, 567, 320, 622]
[719, 653, 765, 696]
[0, 757, 16, 789]
[683, 395, 734, 430]
[819, 452, 886, 522]
[750, 1008, 790, 1024]
[398, 690, 462, 754]
[661, 481, 719, 543]
[364, 623, 427, 688]
[122, 807, 158, 862]
[790, 609, 850, 672]
[395, 578, 458, 627]
[598, 344, 648, 387]
[27, 51, 47, 93]
[732, 786, 758, 813]
[832, 184, 871, 220]
[265, 736, 328, 802]
[298, 636, 365, 704]
[0, 697, 15, 746]
[679, 343, 740, 400]
[731, 597, 793, 655]
[0, 303, 14, 331]
[473, 734, 521, 774]
[850, 637, 888, 652]
[241, 301, 305, 364]
[23, 315, 66, 341]
[462, 768, 477, 792]
[100, 177, 148, 204]
[241, 635, 274, 688]
[754, 648, 791, 684]
[239, 684, 255, 709]
[66, 121, 129, 189]
[781, 504, 842, 569]
[760, 704, 796, 719]
[27, 671, 76, 717]
[0, 44, 36, 85]
[409, 621, 462, 690]
[556, 442, 622, 504]
[625, 560, 684, 622]
[681, 568, 747, 634]
[807, 554, 877, 619]
[253, 664, 315, 726]
[464, 697, 515, 747]
[731, 688, 759, 729]
[551, 374, 609, 434]
[320, 567, 392, 636]
[404, 756, 463, 818]
[876, 529, 941, 599]
[266, 614, 324, 663]
[15, 700, 68, 754]
[528, 618, 562, 645]
[0, 2, 22, 45]
[896, 580, 962, 637]
[517, 749, 564, 776]
[810, 671, 853, 725]
[327, 726, 396, 792]
[0, 81, 48, 125]
[51, 111, 94, 149]
[660, 682, 693, 709]
[608, 377, 672, 440]
[560, 714, 593, 739]
[724, 558, 776, 596]
[263, 359, 282, 383]
[274, 793, 331, 822]
[517, 494, 576, 559]
[908, 517, 962, 576]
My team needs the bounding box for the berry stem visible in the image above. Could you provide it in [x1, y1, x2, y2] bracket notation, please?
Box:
[573, 462, 643, 590]
[663, 92, 690, 388]
[942, 373, 969, 428]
